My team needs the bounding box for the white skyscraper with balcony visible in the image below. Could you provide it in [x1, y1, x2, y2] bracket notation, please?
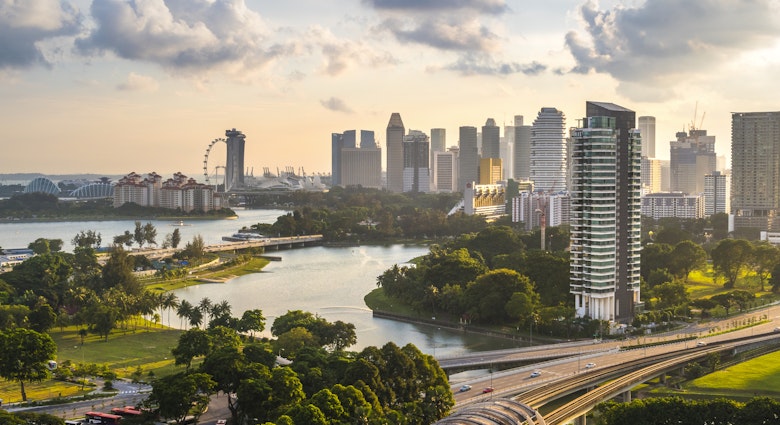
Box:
[530, 108, 567, 192]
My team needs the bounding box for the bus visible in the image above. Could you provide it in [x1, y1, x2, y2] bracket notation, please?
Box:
[110, 406, 143, 417]
[85, 412, 122, 424]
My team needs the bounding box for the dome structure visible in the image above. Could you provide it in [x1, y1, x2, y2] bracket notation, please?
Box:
[70, 183, 114, 199]
[24, 177, 60, 195]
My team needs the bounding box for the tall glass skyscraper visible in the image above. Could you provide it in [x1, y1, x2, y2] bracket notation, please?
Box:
[458, 126, 479, 191]
[530, 108, 567, 192]
[224, 128, 245, 192]
[570, 102, 641, 323]
[386, 113, 405, 192]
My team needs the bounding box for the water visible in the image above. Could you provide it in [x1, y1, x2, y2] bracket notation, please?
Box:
[0, 209, 284, 252]
[1, 209, 523, 357]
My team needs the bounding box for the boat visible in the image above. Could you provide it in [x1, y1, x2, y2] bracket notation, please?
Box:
[221, 232, 266, 242]
[170, 220, 192, 226]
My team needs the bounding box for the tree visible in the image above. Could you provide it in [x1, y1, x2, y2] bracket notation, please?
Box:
[464, 269, 538, 324]
[239, 309, 266, 339]
[134, 221, 145, 248]
[172, 328, 211, 371]
[101, 246, 143, 296]
[148, 372, 215, 425]
[0, 328, 57, 401]
[651, 281, 689, 309]
[751, 242, 779, 291]
[669, 240, 707, 279]
[113, 231, 134, 248]
[171, 228, 182, 248]
[143, 222, 158, 247]
[28, 238, 52, 255]
[711, 239, 753, 289]
[72, 230, 101, 249]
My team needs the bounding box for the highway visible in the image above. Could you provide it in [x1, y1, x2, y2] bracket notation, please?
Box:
[448, 304, 780, 409]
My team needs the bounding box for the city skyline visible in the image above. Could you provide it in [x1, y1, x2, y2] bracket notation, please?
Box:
[1, 0, 779, 175]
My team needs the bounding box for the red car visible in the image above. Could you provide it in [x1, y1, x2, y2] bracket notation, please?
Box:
[482, 387, 494, 394]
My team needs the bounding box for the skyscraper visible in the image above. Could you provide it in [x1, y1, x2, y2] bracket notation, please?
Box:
[731, 111, 780, 231]
[530, 108, 567, 192]
[513, 115, 532, 180]
[403, 130, 430, 193]
[638, 116, 656, 158]
[386, 113, 405, 192]
[334, 130, 381, 189]
[704, 171, 730, 216]
[433, 148, 458, 192]
[481, 118, 500, 160]
[458, 126, 479, 191]
[479, 158, 502, 185]
[570, 102, 641, 323]
[225, 128, 246, 192]
[669, 129, 716, 195]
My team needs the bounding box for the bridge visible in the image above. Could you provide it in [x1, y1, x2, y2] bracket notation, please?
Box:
[437, 312, 780, 425]
[125, 235, 323, 259]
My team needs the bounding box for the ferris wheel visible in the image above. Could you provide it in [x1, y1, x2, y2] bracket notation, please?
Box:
[203, 138, 226, 189]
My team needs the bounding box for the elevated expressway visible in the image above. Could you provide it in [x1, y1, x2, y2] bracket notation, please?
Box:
[123, 235, 323, 260]
[440, 317, 780, 425]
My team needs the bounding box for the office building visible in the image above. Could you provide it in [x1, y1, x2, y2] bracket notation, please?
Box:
[641, 157, 662, 194]
[669, 129, 717, 195]
[530, 108, 567, 192]
[502, 124, 515, 180]
[731, 111, 780, 231]
[459, 126, 479, 191]
[479, 158, 503, 185]
[638, 116, 656, 158]
[402, 130, 430, 193]
[512, 191, 570, 231]
[464, 182, 506, 220]
[386, 113, 405, 192]
[333, 130, 379, 188]
[481, 118, 501, 160]
[433, 148, 458, 192]
[641, 192, 703, 220]
[224, 128, 246, 192]
[704, 171, 730, 216]
[513, 115, 532, 180]
[570, 101, 641, 323]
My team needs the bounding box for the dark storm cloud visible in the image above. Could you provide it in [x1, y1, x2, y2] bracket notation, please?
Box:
[75, 0, 299, 75]
[0, 1, 82, 69]
[365, 0, 507, 14]
[446, 54, 546, 76]
[565, 0, 780, 82]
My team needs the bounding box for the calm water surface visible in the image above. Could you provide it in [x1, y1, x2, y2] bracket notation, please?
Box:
[1, 209, 523, 357]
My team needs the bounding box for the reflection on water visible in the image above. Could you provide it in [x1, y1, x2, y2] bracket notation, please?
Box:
[174, 244, 525, 356]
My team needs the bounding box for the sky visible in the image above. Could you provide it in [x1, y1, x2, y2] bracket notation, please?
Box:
[1, 0, 779, 179]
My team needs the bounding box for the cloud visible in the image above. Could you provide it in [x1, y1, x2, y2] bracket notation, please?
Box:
[565, 0, 780, 85]
[0, 0, 82, 69]
[365, 0, 508, 14]
[308, 26, 396, 76]
[445, 54, 546, 76]
[75, 0, 300, 78]
[367, 0, 508, 53]
[320, 97, 354, 113]
[116, 72, 159, 92]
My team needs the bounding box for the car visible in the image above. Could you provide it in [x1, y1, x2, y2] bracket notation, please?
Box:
[482, 387, 494, 393]
[530, 370, 542, 378]
[216, 420, 227, 425]
[696, 341, 707, 347]
[458, 384, 472, 392]
[774, 327, 780, 333]
[584, 362, 596, 369]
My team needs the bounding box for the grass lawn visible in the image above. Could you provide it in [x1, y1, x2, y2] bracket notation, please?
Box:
[144, 256, 270, 292]
[685, 269, 773, 300]
[1, 325, 185, 404]
[684, 351, 780, 397]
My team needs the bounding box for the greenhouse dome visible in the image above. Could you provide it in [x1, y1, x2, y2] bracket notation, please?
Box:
[70, 183, 114, 199]
[23, 177, 61, 195]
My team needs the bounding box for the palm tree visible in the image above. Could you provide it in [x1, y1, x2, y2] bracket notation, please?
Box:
[162, 293, 179, 327]
[177, 300, 193, 330]
[199, 297, 213, 326]
[188, 308, 204, 329]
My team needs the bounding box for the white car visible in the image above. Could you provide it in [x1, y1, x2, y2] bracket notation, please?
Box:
[530, 370, 542, 378]
[458, 384, 472, 392]
[584, 362, 596, 369]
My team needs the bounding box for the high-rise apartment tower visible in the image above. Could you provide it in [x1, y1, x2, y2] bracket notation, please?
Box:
[570, 102, 641, 323]
[386, 113, 405, 192]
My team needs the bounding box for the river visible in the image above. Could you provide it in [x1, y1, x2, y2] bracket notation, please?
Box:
[1, 209, 523, 358]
